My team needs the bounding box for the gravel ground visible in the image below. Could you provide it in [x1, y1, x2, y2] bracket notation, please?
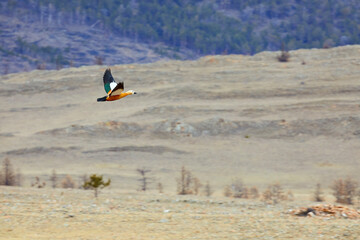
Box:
[1, 187, 359, 240]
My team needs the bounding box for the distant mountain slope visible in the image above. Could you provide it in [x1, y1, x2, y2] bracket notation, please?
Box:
[1, 0, 360, 74]
[0, 12, 196, 74]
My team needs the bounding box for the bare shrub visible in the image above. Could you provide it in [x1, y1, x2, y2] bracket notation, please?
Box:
[332, 177, 358, 205]
[242, 187, 250, 199]
[15, 168, 23, 187]
[262, 183, 287, 204]
[204, 181, 213, 197]
[61, 175, 76, 189]
[176, 166, 201, 195]
[277, 43, 290, 62]
[313, 183, 325, 202]
[1, 158, 16, 186]
[31, 176, 46, 188]
[157, 182, 163, 193]
[231, 179, 246, 198]
[177, 166, 192, 195]
[193, 177, 202, 195]
[136, 167, 152, 191]
[286, 190, 294, 201]
[223, 185, 232, 197]
[249, 186, 260, 199]
[223, 180, 259, 199]
[50, 169, 58, 188]
[262, 188, 272, 203]
[277, 52, 290, 62]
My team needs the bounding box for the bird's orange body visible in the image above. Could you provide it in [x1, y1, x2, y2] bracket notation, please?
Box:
[106, 92, 133, 101]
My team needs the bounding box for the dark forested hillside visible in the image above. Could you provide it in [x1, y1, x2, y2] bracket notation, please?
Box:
[1, 0, 360, 74]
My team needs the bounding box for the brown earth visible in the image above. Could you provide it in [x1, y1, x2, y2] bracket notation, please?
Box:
[1, 46, 360, 239]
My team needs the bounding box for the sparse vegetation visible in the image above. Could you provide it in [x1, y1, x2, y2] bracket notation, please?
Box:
[61, 175, 76, 189]
[176, 166, 201, 195]
[223, 179, 259, 199]
[204, 181, 213, 197]
[192, 177, 202, 195]
[230, 178, 246, 198]
[83, 174, 111, 198]
[50, 169, 58, 188]
[249, 186, 260, 199]
[31, 176, 46, 188]
[277, 43, 290, 62]
[157, 182, 163, 193]
[177, 166, 191, 195]
[0, 158, 17, 186]
[262, 183, 288, 204]
[332, 177, 358, 205]
[313, 183, 325, 202]
[15, 168, 23, 187]
[223, 185, 232, 197]
[79, 174, 89, 189]
[136, 167, 152, 191]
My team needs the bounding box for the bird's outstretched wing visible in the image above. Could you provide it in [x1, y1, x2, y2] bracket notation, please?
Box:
[103, 68, 117, 94]
[109, 82, 124, 96]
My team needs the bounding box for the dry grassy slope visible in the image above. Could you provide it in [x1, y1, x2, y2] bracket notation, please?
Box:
[0, 45, 360, 193]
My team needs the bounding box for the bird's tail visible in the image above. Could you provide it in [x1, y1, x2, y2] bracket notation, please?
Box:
[97, 96, 107, 102]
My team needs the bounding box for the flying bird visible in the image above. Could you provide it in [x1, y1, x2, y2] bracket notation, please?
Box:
[97, 68, 137, 102]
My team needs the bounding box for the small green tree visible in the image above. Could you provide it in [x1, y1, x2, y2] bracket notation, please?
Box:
[83, 174, 111, 197]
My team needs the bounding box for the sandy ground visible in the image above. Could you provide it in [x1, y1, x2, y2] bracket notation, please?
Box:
[1, 186, 360, 240]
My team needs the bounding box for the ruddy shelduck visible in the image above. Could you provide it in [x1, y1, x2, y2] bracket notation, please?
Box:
[97, 68, 137, 102]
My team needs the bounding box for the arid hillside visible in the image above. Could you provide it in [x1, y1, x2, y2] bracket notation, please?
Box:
[1, 45, 360, 193]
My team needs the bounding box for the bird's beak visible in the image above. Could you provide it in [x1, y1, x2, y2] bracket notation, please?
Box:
[134, 92, 137, 94]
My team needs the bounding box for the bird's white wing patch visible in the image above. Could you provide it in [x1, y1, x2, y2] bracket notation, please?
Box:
[110, 82, 117, 91]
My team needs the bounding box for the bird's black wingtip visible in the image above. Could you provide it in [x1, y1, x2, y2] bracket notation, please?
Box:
[97, 96, 107, 102]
